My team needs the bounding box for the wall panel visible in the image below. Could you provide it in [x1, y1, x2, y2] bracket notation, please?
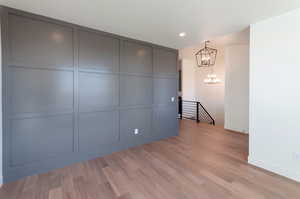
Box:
[154, 77, 177, 105]
[153, 105, 178, 139]
[120, 108, 152, 147]
[120, 75, 152, 107]
[10, 115, 74, 166]
[79, 72, 119, 112]
[120, 41, 152, 75]
[9, 67, 74, 115]
[8, 14, 74, 69]
[79, 111, 119, 153]
[154, 48, 177, 77]
[79, 30, 119, 73]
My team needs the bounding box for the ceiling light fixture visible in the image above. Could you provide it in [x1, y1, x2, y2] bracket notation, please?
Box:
[204, 73, 221, 84]
[195, 40, 217, 67]
[179, 32, 186, 37]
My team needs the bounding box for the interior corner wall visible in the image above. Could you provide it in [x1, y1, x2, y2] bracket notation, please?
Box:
[249, 8, 300, 182]
[224, 45, 249, 133]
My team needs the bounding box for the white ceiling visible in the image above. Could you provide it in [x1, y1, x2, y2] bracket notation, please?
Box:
[1, 0, 300, 49]
[213, 28, 250, 46]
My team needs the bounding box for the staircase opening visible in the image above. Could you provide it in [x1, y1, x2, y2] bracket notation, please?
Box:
[178, 97, 215, 125]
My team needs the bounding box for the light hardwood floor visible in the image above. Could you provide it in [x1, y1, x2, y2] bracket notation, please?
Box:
[1, 119, 300, 199]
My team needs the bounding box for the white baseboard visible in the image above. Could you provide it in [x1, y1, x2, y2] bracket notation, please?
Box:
[224, 125, 248, 134]
[248, 156, 300, 182]
[224, 128, 248, 134]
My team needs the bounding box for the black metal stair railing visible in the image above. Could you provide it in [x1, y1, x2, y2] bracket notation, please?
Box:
[178, 97, 215, 125]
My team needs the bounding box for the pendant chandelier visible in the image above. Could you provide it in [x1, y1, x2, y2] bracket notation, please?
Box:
[195, 41, 217, 67]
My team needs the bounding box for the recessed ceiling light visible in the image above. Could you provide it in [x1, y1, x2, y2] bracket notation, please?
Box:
[179, 32, 186, 37]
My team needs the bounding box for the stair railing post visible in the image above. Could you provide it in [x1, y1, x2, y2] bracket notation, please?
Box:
[179, 97, 182, 119]
[196, 102, 200, 123]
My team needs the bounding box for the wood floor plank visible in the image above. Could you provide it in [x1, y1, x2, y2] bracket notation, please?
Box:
[48, 187, 63, 199]
[1, 120, 300, 199]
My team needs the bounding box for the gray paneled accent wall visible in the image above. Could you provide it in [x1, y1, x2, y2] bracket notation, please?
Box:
[0, 6, 178, 183]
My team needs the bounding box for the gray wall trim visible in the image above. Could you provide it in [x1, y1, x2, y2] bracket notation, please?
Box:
[0, 5, 178, 183]
[1, 6, 10, 184]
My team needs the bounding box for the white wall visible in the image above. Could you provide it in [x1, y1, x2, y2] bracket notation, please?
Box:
[179, 44, 225, 125]
[181, 59, 196, 101]
[249, 8, 300, 182]
[224, 45, 249, 133]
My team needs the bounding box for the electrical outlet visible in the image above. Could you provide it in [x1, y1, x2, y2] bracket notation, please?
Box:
[171, 97, 175, 102]
[134, 128, 139, 135]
